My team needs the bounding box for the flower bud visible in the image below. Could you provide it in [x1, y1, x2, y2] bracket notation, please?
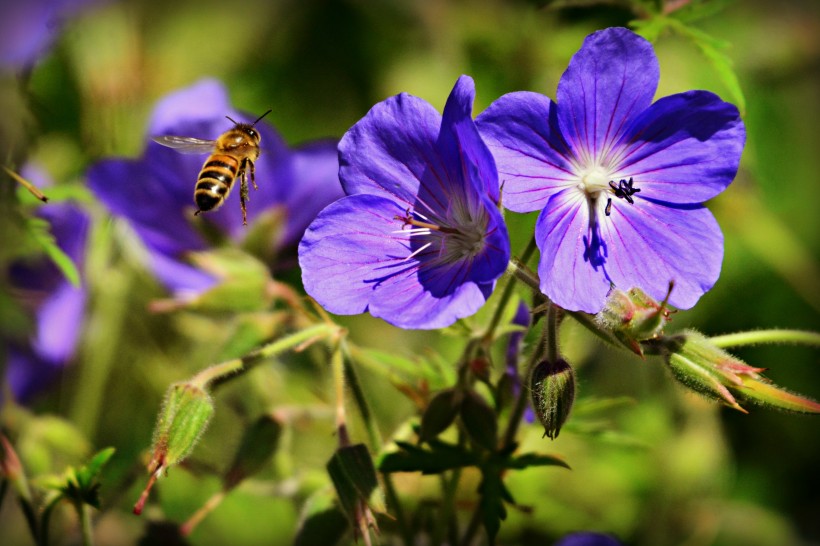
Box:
[598, 282, 674, 356]
[660, 330, 820, 414]
[530, 358, 576, 439]
[134, 382, 215, 515]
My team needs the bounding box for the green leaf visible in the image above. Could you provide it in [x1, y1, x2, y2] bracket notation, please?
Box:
[419, 388, 461, 443]
[668, 19, 747, 115]
[27, 216, 81, 287]
[223, 414, 282, 490]
[670, 0, 735, 24]
[505, 452, 571, 470]
[75, 447, 115, 488]
[477, 466, 507, 544]
[327, 444, 384, 519]
[460, 390, 498, 452]
[378, 440, 477, 475]
[630, 14, 672, 43]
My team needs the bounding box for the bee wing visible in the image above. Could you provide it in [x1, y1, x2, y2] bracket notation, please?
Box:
[151, 135, 216, 154]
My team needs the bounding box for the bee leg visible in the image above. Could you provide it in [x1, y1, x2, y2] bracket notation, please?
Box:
[248, 159, 258, 191]
[239, 171, 249, 226]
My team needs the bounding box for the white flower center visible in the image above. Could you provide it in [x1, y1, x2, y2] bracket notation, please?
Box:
[577, 164, 614, 196]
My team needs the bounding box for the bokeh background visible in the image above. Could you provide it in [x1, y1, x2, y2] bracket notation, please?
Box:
[1, 0, 818, 545]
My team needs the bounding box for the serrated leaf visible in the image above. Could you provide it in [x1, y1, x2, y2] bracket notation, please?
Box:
[378, 440, 477, 474]
[477, 467, 506, 544]
[505, 452, 571, 470]
[630, 15, 671, 43]
[671, 0, 734, 24]
[668, 19, 746, 115]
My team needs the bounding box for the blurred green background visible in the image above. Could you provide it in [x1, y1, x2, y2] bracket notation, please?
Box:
[1, 0, 819, 545]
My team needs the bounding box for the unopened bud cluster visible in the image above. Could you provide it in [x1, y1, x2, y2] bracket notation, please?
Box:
[530, 358, 576, 439]
[658, 330, 820, 414]
[597, 284, 673, 355]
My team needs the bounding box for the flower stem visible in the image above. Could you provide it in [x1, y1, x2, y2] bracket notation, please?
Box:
[331, 338, 350, 446]
[501, 313, 551, 449]
[191, 323, 338, 390]
[483, 237, 538, 344]
[78, 502, 94, 546]
[709, 329, 820, 349]
[180, 490, 226, 536]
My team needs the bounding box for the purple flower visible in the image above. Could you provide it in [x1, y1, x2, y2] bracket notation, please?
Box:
[298, 75, 510, 329]
[87, 79, 343, 296]
[4, 166, 90, 401]
[555, 532, 622, 546]
[477, 28, 745, 313]
[0, 0, 106, 71]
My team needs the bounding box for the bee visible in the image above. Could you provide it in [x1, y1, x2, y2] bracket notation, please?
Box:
[152, 109, 272, 225]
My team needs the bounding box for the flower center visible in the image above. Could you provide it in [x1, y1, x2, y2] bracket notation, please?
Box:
[395, 208, 487, 265]
[578, 165, 613, 195]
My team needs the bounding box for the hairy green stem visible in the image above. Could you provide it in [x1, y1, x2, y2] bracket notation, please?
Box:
[191, 323, 338, 390]
[709, 329, 820, 349]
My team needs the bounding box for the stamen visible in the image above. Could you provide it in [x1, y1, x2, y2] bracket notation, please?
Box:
[403, 242, 433, 262]
[604, 177, 641, 216]
[394, 211, 459, 234]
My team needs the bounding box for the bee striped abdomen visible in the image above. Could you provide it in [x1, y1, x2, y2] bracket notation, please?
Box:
[195, 154, 240, 213]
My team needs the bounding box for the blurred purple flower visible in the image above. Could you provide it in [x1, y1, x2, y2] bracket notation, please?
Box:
[555, 532, 622, 546]
[0, 0, 106, 71]
[87, 79, 343, 296]
[477, 27, 745, 313]
[504, 301, 534, 422]
[298, 75, 510, 329]
[4, 166, 90, 401]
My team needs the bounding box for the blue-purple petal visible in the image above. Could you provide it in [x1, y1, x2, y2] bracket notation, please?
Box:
[439, 75, 501, 203]
[33, 282, 84, 362]
[535, 190, 611, 313]
[87, 158, 208, 257]
[148, 79, 234, 136]
[477, 91, 574, 212]
[338, 91, 442, 206]
[616, 90, 745, 203]
[557, 27, 659, 165]
[299, 194, 495, 329]
[602, 200, 723, 309]
[555, 532, 622, 546]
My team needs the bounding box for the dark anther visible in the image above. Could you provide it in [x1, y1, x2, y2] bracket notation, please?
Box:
[605, 177, 641, 216]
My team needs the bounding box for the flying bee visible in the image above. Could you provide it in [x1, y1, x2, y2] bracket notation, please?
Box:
[152, 109, 272, 225]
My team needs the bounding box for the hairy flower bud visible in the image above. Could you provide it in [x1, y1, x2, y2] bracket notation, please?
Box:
[597, 283, 674, 356]
[530, 358, 576, 439]
[134, 381, 215, 515]
[658, 330, 820, 414]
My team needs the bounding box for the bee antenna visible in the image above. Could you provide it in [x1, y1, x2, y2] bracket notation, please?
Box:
[252, 109, 272, 126]
[225, 115, 239, 125]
